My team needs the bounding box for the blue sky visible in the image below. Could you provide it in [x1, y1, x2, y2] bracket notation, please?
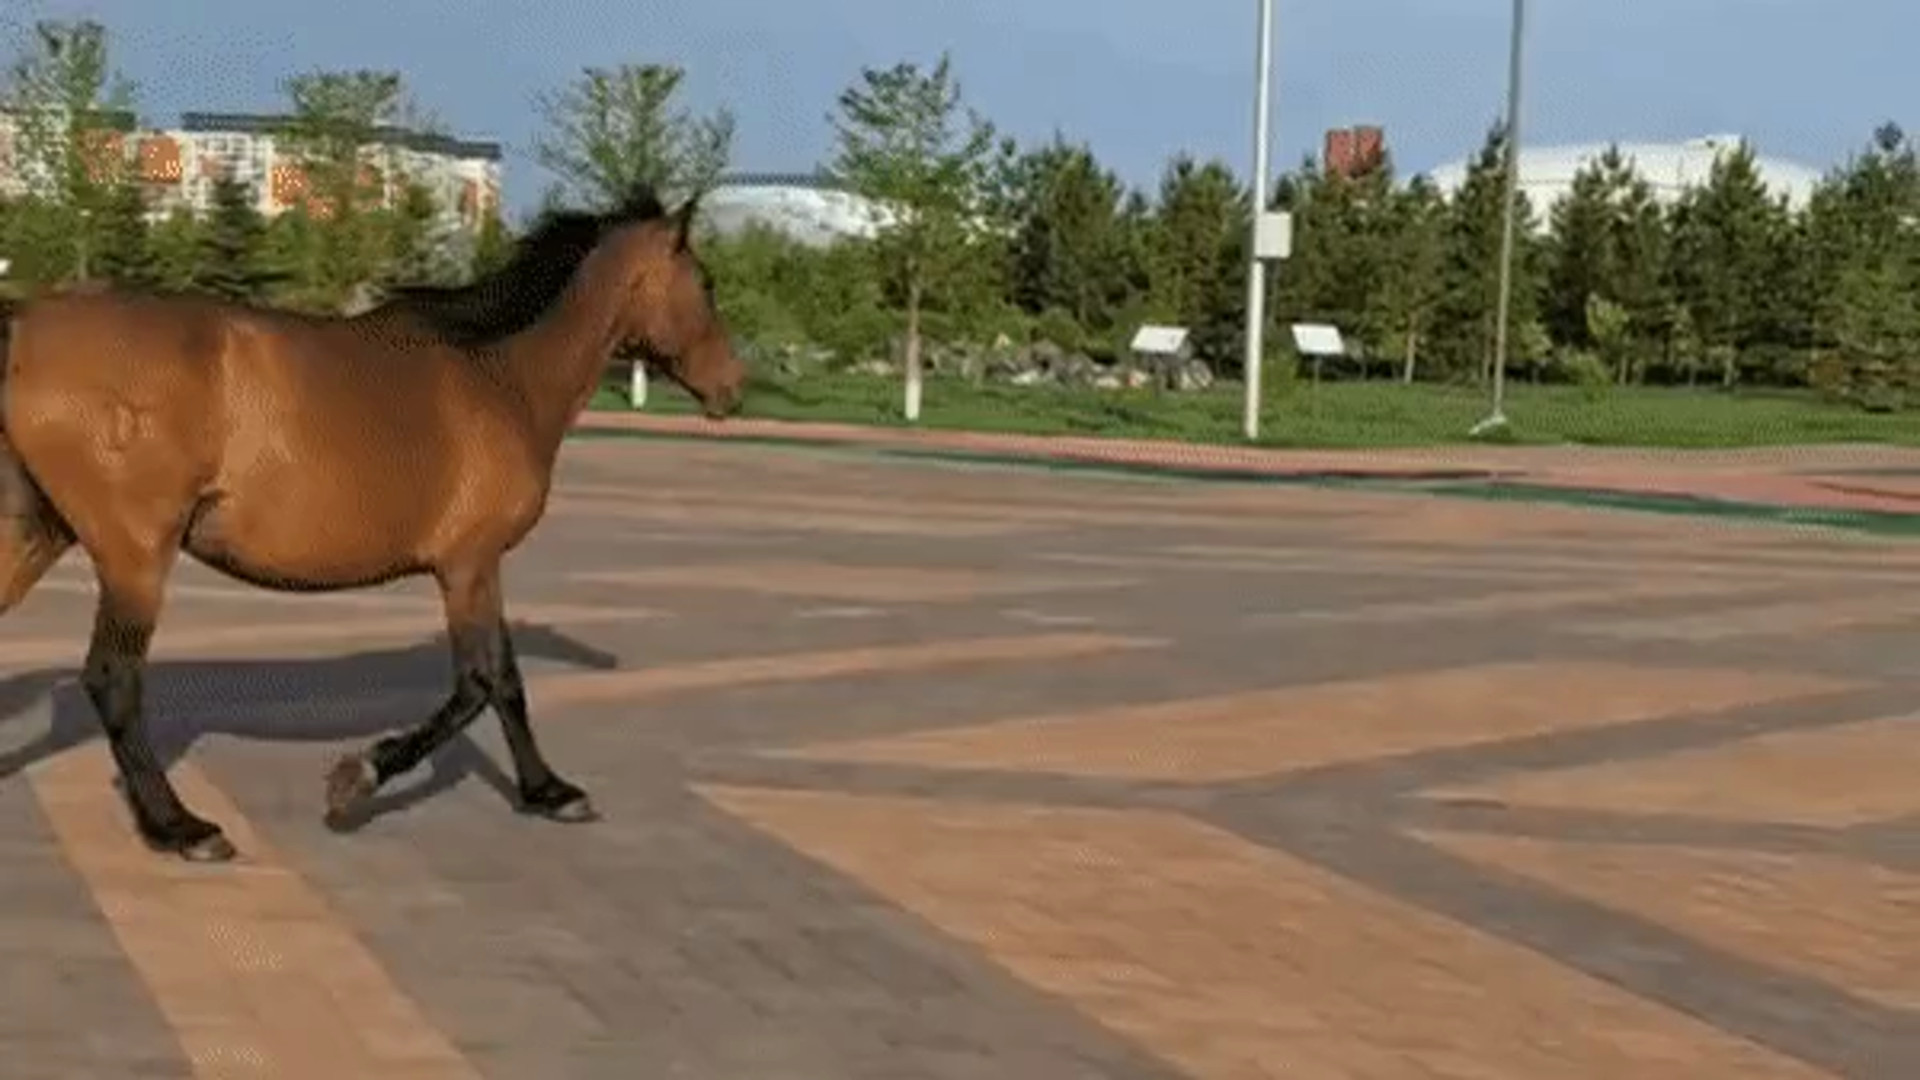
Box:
[8, 0, 1915, 217]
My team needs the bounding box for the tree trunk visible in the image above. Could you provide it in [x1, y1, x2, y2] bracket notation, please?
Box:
[903, 273, 924, 422]
[1401, 315, 1418, 383]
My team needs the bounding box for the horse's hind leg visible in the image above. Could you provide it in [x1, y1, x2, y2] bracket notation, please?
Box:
[0, 514, 71, 612]
[83, 548, 233, 861]
[491, 619, 594, 820]
[0, 436, 74, 613]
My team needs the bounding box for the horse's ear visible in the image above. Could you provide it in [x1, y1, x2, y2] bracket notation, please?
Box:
[673, 193, 702, 251]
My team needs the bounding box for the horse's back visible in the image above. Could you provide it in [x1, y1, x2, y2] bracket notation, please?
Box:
[6, 288, 230, 436]
[9, 288, 229, 383]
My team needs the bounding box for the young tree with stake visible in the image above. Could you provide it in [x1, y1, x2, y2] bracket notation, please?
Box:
[827, 52, 996, 421]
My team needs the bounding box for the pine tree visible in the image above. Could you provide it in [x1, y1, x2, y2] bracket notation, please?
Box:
[1144, 154, 1248, 374]
[1003, 134, 1129, 337]
[90, 182, 155, 285]
[1431, 121, 1545, 383]
[144, 207, 206, 291]
[1803, 123, 1920, 406]
[1665, 141, 1791, 387]
[469, 206, 514, 279]
[196, 174, 278, 303]
[382, 180, 455, 287]
[1542, 146, 1667, 381]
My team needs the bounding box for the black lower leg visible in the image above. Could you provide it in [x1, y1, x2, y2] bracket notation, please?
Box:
[325, 565, 592, 828]
[83, 603, 230, 860]
[493, 622, 593, 820]
[324, 662, 490, 827]
[368, 676, 491, 782]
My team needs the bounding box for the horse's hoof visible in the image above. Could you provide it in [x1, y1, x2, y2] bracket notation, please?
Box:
[323, 754, 377, 831]
[541, 795, 599, 824]
[519, 780, 599, 823]
[135, 817, 235, 862]
[179, 832, 238, 863]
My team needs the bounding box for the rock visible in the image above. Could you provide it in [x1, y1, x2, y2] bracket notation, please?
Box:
[1052, 352, 1101, 386]
[1175, 360, 1215, 391]
[985, 349, 1031, 382]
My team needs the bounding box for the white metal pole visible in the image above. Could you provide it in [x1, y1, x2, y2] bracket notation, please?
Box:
[1242, 0, 1275, 442]
[1476, 0, 1526, 434]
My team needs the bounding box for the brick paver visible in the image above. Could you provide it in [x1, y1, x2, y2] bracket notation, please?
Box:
[0, 435, 1914, 1078]
[580, 412, 1920, 514]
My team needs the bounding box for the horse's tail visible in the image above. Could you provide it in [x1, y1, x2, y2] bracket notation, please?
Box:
[0, 300, 75, 613]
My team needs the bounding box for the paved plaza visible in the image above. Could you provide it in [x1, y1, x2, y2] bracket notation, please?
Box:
[0, 434, 1913, 1078]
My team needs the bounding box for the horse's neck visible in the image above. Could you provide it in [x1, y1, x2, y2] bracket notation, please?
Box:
[494, 248, 628, 450]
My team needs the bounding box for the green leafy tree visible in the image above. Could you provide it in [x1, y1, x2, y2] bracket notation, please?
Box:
[701, 222, 893, 366]
[531, 63, 734, 208]
[826, 51, 998, 419]
[0, 18, 140, 283]
[275, 68, 432, 308]
[699, 222, 813, 346]
[1371, 175, 1446, 381]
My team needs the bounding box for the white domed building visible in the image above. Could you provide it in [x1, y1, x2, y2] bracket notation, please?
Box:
[697, 172, 895, 248]
[1420, 135, 1826, 226]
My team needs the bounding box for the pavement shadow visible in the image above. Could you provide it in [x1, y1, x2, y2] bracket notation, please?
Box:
[0, 619, 621, 826]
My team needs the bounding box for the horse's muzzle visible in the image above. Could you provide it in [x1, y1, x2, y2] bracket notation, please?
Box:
[702, 385, 743, 420]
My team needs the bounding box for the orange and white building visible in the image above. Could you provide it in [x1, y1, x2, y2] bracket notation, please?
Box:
[0, 108, 502, 232]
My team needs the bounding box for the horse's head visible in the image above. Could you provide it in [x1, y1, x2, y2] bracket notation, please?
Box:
[595, 195, 747, 420]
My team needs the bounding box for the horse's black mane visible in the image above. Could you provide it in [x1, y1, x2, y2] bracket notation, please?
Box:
[381, 184, 670, 347]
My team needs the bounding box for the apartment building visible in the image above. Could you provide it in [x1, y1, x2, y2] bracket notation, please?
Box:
[0, 108, 502, 230]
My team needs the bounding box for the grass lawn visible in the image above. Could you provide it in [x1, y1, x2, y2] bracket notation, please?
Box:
[589, 370, 1920, 450]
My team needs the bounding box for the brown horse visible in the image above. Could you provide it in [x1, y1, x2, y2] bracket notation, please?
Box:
[0, 187, 746, 862]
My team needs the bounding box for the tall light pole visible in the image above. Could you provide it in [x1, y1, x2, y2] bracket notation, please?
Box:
[1242, 0, 1276, 442]
[1473, 0, 1528, 436]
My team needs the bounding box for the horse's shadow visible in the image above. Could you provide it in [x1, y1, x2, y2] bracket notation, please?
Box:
[0, 621, 621, 829]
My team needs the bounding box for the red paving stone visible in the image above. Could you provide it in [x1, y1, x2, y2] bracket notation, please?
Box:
[0, 434, 1913, 1079]
[584, 411, 1920, 514]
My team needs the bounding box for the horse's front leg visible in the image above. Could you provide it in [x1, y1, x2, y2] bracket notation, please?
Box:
[324, 562, 501, 828]
[322, 562, 594, 827]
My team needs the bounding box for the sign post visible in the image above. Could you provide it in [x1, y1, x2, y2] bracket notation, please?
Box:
[1290, 322, 1345, 414]
[1241, 0, 1290, 443]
